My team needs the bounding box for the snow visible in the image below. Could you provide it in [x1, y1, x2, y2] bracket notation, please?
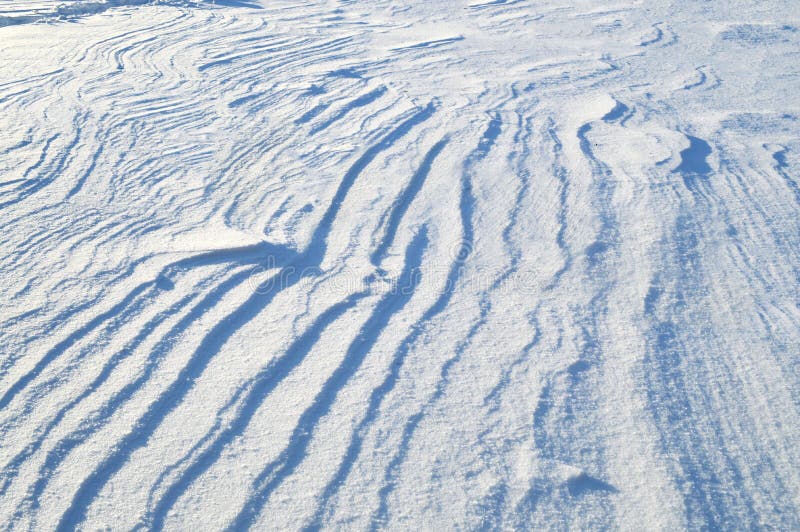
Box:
[1, 0, 799, 529]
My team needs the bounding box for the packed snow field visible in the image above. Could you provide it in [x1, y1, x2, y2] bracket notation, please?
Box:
[1, 0, 799, 529]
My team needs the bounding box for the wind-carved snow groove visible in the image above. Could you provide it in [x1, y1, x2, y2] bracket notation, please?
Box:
[9, 267, 265, 524]
[309, 86, 388, 135]
[492, 109, 533, 287]
[545, 121, 572, 289]
[640, 23, 664, 47]
[0, 290, 200, 500]
[527, 110, 623, 526]
[481, 306, 541, 416]
[227, 227, 429, 530]
[641, 128, 797, 528]
[390, 36, 465, 52]
[301, 136, 450, 529]
[469, 109, 544, 523]
[770, 146, 800, 206]
[0, 252, 157, 378]
[0, 242, 290, 414]
[370, 113, 503, 527]
[52, 101, 436, 531]
[5, 286, 215, 526]
[479, 108, 538, 416]
[706, 150, 781, 291]
[682, 66, 721, 91]
[142, 132, 447, 530]
[0, 125, 83, 210]
[369, 137, 449, 267]
[639, 22, 677, 48]
[141, 288, 370, 531]
[641, 213, 760, 530]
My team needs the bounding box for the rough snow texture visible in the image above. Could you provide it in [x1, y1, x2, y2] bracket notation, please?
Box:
[1, 0, 799, 530]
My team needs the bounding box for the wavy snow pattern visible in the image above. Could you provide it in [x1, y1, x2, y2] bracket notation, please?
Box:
[1, 0, 799, 530]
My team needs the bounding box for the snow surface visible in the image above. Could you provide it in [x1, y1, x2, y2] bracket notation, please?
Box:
[1, 0, 799, 529]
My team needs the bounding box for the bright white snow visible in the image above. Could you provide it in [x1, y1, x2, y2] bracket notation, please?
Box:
[1, 0, 799, 530]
